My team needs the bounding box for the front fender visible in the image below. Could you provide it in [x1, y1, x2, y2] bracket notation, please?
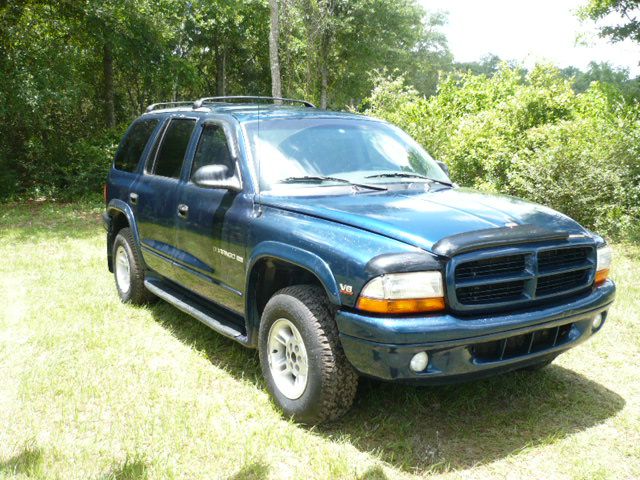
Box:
[246, 241, 341, 305]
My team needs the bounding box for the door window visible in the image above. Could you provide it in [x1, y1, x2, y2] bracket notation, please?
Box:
[191, 124, 235, 179]
[150, 118, 196, 179]
[113, 119, 159, 172]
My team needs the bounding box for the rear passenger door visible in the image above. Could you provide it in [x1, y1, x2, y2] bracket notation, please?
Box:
[173, 122, 247, 315]
[109, 118, 160, 206]
[133, 116, 197, 282]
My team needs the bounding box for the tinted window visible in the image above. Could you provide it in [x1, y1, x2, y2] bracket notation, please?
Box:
[191, 124, 235, 179]
[151, 118, 196, 179]
[114, 120, 159, 172]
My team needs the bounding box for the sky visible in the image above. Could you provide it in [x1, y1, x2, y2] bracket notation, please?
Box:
[420, 0, 639, 75]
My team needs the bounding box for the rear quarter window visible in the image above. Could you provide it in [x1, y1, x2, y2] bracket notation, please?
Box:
[113, 119, 159, 172]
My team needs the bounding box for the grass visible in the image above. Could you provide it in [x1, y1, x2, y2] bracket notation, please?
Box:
[0, 201, 639, 479]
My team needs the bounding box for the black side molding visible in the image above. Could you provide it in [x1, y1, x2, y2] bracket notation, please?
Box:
[365, 252, 443, 275]
[432, 225, 572, 258]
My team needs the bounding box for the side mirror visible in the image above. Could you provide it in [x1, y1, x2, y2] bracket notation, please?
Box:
[436, 160, 450, 178]
[192, 164, 241, 191]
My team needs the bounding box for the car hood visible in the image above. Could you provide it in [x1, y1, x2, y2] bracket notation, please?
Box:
[260, 187, 588, 253]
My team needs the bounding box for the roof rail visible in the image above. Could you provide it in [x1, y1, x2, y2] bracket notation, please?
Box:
[145, 101, 195, 113]
[193, 96, 316, 109]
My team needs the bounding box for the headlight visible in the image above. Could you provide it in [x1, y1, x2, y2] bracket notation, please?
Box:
[595, 245, 612, 285]
[356, 271, 445, 314]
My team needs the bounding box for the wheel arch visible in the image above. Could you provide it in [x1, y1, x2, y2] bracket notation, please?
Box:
[245, 242, 341, 347]
[106, 199, 141, 272]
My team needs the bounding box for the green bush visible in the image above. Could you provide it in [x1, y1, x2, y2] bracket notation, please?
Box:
[364, 65, 640, 239]
[13, 127, 124, 200]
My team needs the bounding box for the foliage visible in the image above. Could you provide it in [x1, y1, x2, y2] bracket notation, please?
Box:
[364, 65, 640, 238]
[561, 61, 640, 99]
[580, 0, 640, 44]
[278, 0, 451, 107]
[0, 0, 447, 199]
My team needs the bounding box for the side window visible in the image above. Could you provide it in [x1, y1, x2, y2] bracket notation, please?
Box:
[191, 124, 235, 179]
[150, 118, 196, 179]
[113, 119, 159, 172]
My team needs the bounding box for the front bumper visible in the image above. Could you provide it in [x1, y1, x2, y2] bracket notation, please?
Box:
[337, 280, 615, 382]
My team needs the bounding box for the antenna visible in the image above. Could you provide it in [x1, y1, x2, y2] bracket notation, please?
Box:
[256, 101, 262, 215]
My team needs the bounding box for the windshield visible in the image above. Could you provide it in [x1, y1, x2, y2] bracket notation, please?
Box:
[243, 118, 450, 192]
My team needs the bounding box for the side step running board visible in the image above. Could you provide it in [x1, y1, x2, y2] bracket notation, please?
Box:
[144, 279, 249, 345]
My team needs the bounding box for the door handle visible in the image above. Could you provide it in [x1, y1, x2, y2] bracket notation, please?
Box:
[129, 192, 138, 205]
[177, 204, 189, 218]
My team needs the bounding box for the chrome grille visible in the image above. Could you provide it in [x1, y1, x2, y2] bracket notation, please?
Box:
[448, 243, 596, 312]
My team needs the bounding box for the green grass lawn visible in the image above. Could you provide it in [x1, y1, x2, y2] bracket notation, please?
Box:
[1, 202, 639, 480]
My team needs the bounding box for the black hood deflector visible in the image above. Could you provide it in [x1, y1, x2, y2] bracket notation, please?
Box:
[432, 225, 574, 258]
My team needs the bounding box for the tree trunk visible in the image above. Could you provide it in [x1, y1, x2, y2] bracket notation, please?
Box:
[103, 43, 115, 128]
[215, 46, 226, 96]
[319, 29, 330, 109]
[268, 0, 282, 99]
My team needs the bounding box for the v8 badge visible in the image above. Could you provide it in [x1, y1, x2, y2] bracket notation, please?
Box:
[340, 283, 354, 296]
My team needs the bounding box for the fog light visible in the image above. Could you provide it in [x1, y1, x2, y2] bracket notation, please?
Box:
[410, 352, 429, 372]
[592, 313, 604, 330]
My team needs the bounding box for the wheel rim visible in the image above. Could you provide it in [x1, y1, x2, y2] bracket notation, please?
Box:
[115, 245, 131, 295]
[267, 318, 309, 400]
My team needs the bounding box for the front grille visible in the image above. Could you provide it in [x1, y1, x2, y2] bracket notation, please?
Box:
[449, 244, 595, 312]
[536, 269, 589, 297]
[455, 254, 525, 281]
[457, 280, 525, 304]
[538, 247, 589, 271]
[471, 323, 573, 362]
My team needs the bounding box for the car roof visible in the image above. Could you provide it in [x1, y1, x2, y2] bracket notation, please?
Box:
[141, 103, 382, 124]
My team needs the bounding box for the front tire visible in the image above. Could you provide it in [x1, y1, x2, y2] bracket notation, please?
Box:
[258, 285, 358, 424]
[112, 227, 154, 305]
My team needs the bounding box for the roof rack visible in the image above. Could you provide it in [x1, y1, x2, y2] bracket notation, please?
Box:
[145, 101, 195, 113]
[193, 96, 316, 109]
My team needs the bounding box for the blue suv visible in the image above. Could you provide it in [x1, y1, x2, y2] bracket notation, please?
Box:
[103, 96, 615, 424]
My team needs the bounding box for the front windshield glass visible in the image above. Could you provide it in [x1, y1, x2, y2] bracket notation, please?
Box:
[243, 118, 450, 192]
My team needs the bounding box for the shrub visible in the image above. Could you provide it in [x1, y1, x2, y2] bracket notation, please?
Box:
[364, 65, 640, 239]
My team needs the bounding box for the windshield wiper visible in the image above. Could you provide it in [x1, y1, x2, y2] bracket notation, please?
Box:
[365, 172, 453, 187]
[279, 176, 387, 191]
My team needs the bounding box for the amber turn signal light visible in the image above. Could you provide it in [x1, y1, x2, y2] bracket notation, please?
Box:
[595, 268, 609, 286]
[356, 296, 445, 314]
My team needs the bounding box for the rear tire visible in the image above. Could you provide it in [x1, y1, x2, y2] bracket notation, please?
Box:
[258, 285, 358, 424]
[112, 227, 154, 305]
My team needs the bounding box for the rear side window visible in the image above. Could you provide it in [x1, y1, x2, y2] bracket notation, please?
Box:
[114, 119, 159, 172]
[150, 118, 197, 179]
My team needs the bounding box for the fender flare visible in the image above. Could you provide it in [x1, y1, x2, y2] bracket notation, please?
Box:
[107, 199, 141, 245]
[244, 242, 341, 346]
[246, 241, 341, 305]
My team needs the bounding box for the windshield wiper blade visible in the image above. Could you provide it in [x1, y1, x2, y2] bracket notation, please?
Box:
[365, 172, 453, 186]
[281, 175, 351, 184]
[279, 176, 387, 191]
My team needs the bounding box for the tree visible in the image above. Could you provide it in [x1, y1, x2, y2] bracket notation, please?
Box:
[561, 61, 640, 98]
[280, 0, 451, 107]
[580, 0, 640, 44]
[269, 0, 282, 98]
